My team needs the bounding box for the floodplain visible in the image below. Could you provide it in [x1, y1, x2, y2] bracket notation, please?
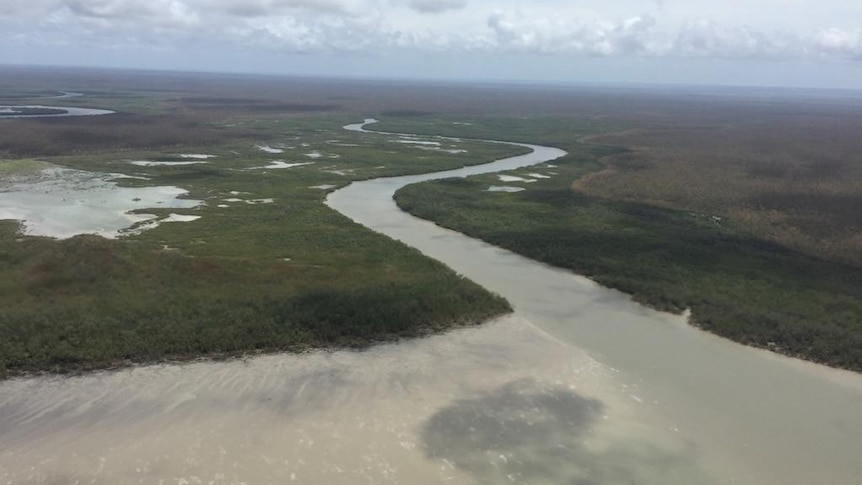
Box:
[0, 66, 861, 485]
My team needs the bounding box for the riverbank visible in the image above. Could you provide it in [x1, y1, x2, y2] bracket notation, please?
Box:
[378, 116, 862, 371]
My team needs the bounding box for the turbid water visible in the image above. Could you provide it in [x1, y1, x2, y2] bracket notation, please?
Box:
[328, 120, 862, 485]
[0, 119, 859, 485]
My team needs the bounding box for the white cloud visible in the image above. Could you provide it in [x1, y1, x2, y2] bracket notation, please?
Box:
[405, 0, 468, 14]
[672, 20, 803, 59]
[237, 13, 388, 52]
[0, 0, 62, 16]
[486, 11, 661, 56]
[0, 0, 860, 62]
[209, 0, 372, 18]
[815, 28, 862, 58]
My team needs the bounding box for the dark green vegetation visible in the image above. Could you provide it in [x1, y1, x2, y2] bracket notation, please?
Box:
[0, 221, 509, 374]
[393, 115, 862, 371]
[0, 68, 534, 376]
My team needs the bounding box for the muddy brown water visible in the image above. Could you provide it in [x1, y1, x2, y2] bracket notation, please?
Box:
[0, 120, 859, 485]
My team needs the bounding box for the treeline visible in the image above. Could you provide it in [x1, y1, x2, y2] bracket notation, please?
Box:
[0, 282, 508, 375]
[0, 113, 266, 157]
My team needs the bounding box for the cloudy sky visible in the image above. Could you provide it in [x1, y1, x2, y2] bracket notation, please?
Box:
[2, 0, 861, 88]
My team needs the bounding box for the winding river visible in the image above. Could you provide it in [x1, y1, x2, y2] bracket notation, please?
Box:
[329, 120, 862, 485]
[0, 118, 859, 485]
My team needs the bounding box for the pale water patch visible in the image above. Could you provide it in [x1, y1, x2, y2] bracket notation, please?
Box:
[130, 160, 207, 167]
[222, 198, 275, 205]
[487, 186, 525, 193]
[527, 173, 552, 179]
[0, 167, 200, 239]
[394, 140, 441, 146]
[304, 151, 324, 159]
[498, 175, 536, 183]
[252, 161, 315, 170]
[256, 145, 284, 154]
[310, 184, 337, 190]
[0, 105, 114, 118]
[162, 213, 201, 223]
[178, 154, 216, 159]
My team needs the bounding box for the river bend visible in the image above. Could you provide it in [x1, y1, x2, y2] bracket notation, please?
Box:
[328, 119, 862, 485]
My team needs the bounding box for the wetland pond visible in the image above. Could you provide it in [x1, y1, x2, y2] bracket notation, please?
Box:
[0, 120, 859, 485]
[0, 166, 201, 239]
[0, 105, 114, 118]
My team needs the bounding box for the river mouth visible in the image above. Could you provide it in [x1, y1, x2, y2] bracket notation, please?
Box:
[0, 316, 714, 485]
[328, 120, 862, 485]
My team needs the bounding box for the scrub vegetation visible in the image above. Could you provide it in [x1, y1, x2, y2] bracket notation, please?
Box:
[392, 113, 862, 371]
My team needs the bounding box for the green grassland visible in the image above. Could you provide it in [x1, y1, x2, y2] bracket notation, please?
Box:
[0, 110, 526, 376]
[392, 117, 862, 371]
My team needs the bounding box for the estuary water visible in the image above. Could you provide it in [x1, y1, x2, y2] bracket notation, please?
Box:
[0, 120, 859, 485]
[328, 120, 862, 485]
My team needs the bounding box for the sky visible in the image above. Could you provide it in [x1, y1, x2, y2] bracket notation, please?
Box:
[1, 0, 861, 89]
